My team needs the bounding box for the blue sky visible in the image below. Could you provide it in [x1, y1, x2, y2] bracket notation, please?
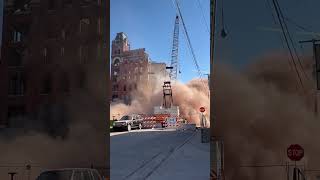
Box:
[110, 0, 210, 83]
[214, 0, 320, 69]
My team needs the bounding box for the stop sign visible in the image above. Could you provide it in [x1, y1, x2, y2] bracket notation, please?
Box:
[200, 107, 205, 113]
[287, 144, 304, 161]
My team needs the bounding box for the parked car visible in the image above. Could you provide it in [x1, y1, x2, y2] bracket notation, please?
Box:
[36, 168, 102, 180]
[113, 114, 143, 131]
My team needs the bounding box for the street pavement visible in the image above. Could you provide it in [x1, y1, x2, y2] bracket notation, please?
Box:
[110, 127, 210, 180]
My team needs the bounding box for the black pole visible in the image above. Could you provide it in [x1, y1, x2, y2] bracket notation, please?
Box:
[8, 172, 17, 180]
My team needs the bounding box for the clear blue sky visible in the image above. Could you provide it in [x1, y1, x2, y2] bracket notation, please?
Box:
[110, 0, 210, 83]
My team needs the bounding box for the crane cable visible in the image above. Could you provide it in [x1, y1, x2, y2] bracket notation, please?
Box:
[172, 0, 210, 95]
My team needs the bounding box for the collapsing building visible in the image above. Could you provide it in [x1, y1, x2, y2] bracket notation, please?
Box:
[111, 32, 168, 104]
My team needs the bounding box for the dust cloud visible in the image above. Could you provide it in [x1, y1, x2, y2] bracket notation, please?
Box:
[110, 76, 210, 127]
[212, 53, 320, 179]
[0, 63, 108, 179]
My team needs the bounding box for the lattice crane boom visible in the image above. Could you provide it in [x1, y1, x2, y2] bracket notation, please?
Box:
[170, 15, 180, 81]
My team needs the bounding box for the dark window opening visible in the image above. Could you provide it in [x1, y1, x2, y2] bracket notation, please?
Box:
[8, 48, 23, 67]
[80, 18, 90, 34]
[79, 71, 86, 88]
[134, 84, 137, 90]
[113, 59, 120, 66]
[61, 73, 70, 93]
[113, 85, 119, 91]
[43, 47, 52, 64]
[8, 72, 25, 96]
[63, 0, 72, 6]
[7, 105, 26, 119]
[41, 74, 52, 94]
[123, 85, 126, 91]
[48, 0, 55, 10]
[112, 94, 118, 99]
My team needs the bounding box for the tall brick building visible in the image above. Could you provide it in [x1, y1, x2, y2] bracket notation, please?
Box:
[111, 32, 167, 104]
[0, 0, 107, 131]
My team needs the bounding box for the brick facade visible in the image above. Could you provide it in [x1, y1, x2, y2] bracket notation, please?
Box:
[0, 0, 107, 130]
[111, 32, 168, 105]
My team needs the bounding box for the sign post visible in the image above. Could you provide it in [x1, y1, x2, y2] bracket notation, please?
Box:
[287, 144, 304, 180]
[199, 107, 209, 143]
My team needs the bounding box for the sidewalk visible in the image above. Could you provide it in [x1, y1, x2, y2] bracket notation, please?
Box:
[147, 129, 210, 180]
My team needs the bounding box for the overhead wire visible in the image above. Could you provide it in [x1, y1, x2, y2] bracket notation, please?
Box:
[274, 0, 312, 83]
[265, 0, 300, 91]
[196, 0, 210, 34]
[271, 0, 306, 92]
[174, 0, 210, 94]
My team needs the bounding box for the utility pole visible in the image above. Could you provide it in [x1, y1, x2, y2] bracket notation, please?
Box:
[299, 39, 320, 118]
[211, 0, 223, 180]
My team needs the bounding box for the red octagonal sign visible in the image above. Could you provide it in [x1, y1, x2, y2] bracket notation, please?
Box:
[287, 144, 304, 161]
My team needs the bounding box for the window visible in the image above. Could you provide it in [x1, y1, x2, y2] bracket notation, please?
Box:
[61, 47, 65, 56]
[97, 43, 101, 60]
[8, 71, 25, 96]
[97, 18, 101, 35]
[13, 30, 22, 43]
[123, 85, 126, 91]
[7, 105, 25, 119]
[134, 84, 137, 90]
[61, 72, 69, 93]
[113, 85, 118, 91]
[63, 0, 72, 6]
[48, 0, 55, 10]
[41, 73, 52, 94]
[80, 18, 90, 34]
[43, 47, 52, 64]
[8, 48, 22, 67]
[62, 29, 66, 39]
[113, 59, 120, 66]
[79, 71, 86, 88]
[79, 45, 89, 64]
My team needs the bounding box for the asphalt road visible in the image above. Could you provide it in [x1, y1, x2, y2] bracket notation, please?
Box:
[110, 128, 198, 180]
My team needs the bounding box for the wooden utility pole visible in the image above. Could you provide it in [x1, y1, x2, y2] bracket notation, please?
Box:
[299, 39, 320, 118]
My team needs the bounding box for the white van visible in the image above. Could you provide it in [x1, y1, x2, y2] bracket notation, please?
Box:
[36, 168, 103, 180]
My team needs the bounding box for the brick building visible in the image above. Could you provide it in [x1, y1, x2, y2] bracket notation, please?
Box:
[0, 0, 107, 131]
[111, 32, 168, 104]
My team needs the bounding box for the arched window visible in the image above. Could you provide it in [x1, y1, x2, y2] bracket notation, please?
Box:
[113, 59, 120, 66]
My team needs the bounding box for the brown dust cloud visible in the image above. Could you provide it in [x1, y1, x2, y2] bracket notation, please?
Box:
[110, 75, 210, 127]
[0, 63, 108, 179]
[212, 53, 320, 180]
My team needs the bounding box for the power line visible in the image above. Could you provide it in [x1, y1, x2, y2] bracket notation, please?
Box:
[196, 0, 210, 34]
[274, 0, 312, 83]
[172, 0, 209, 94]
[265, 0, 300, 92]
[271, 0, 305, 91]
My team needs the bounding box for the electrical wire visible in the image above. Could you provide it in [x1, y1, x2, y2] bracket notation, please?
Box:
[265, 0, 300, 92]
[196, 0, 210, 34]
[274, 0, 312, 83]
[271, 0, 305, 92]
[174, 0, 210, 94]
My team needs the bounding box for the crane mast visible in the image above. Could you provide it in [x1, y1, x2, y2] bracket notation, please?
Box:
[170, 15, 180, 81]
